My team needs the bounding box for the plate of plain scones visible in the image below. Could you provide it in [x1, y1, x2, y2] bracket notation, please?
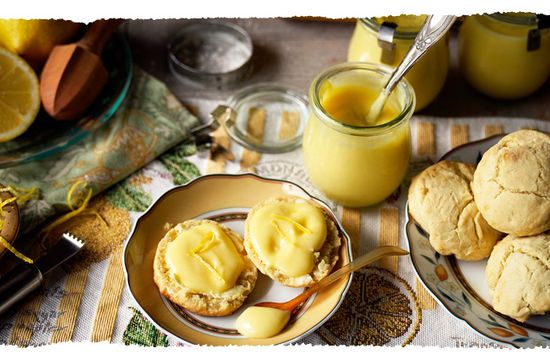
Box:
[124, 173, 352, 345]
[406, 129, 550, 348]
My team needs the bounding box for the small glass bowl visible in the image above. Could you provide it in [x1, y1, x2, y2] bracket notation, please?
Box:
[168, 21, 253, 88]
[211, 84, 309, 153]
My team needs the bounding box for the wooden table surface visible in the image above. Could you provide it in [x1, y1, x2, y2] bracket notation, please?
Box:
[124, 18, 550, 122]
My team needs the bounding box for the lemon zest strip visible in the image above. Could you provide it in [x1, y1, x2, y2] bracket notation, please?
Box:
[190, 231, 215, 255]
[0, 197, 17, 211]
[40, 180, 109, 242]
[0, 186, 38, 206]
[0, 186, 34, 263]
[40, 180, 92, 241]
[0, 235, 33, 264]
[192, 253, 225, 284]
[271, 213, 312, 234]
[271, 219, 297, 247]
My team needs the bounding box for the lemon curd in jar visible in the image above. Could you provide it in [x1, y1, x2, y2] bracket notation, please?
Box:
[348, 16, 449, 111]
[459, 13, 550, 99]
[303, 63, 414, 208]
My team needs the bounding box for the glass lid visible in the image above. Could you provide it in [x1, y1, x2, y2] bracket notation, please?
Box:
[211, 83, 309, 153]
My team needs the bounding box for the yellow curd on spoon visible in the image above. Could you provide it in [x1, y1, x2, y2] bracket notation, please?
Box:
[236, 306, 291, 339]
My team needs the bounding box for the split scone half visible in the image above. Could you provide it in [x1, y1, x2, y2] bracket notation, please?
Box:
[244, 196, 341, 288]
[154, 219, 257, 316]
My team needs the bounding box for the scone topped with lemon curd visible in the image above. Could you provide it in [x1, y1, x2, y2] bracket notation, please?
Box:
[244, 196, 341, 287]
[153, 219, 257, 316]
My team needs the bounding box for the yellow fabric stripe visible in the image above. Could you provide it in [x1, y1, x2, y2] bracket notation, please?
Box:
[8, 282, 45, 346]
[416, 121, 436, 157]
[413, 121, 438, 309]
[90, 247, 125, 342]
[341, 207, 361, 258]
[416, 280, 437, 310]
[378, 207, 399, 274]
[450, 124, 469, 149]
[484, 124, 503, 137]
[51, 267, 90, 343]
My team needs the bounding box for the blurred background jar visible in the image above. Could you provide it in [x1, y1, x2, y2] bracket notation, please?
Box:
[347, 16, 449, 111]
[303, 63, 414, 208]
[459, 13, 550, 99]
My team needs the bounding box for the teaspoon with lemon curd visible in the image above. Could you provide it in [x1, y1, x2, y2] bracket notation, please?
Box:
[235, 245, 409, 339]
[366, 15, 457, 124]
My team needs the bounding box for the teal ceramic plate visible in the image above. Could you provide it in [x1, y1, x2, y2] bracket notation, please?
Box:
[0, 34, 133, 168]
[406, 134, 550, 348]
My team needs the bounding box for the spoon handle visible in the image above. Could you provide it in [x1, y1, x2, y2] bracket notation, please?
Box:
[383, 15, 457, 95]
[306, 245, 409, 295]
[256, 246, 408, 312]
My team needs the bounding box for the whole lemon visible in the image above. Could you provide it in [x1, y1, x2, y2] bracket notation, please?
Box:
[0, 19, 82, 69]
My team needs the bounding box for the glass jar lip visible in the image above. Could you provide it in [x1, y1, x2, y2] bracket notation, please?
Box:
[360, 18, 420, 39]
[308, 62, 415, 136]
[484, 12, 538, 26]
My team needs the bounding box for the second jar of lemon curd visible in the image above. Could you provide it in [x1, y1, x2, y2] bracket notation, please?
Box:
[303, 63, 414, 208]
[347, 16, 449, 111]
[459, 13, 550, 99]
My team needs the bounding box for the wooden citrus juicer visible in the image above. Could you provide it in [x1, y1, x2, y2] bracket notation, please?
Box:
[40, 19, 123, 121]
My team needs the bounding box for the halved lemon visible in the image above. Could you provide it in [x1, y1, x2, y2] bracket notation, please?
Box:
[0, 47, 40, 143]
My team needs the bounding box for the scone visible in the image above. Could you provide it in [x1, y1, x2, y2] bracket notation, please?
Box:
[486, 233, 550, 322]
[244, 196, 341, 287]
[472, 130, 550, 236]
[408, 161, 502, 260]
[153, 219, 257, 316]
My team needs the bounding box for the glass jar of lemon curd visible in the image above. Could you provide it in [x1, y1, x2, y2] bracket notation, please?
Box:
[347, 16, 449, 111]
[303, 63, 415, 208]
[459, 13, 550, 99]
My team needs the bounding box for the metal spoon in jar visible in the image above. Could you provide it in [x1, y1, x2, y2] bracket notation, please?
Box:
[366, 15, 457, 124]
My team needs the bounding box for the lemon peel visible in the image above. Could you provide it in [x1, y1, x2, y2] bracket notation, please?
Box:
[0, 235, 33, 263]
[40, 180, 107, 242]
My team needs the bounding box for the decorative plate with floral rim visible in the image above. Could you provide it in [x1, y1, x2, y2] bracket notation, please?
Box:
[406, 134, 550, 348]
[123, 173, 352, 345]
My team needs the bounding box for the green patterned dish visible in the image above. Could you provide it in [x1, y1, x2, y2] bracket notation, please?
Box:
[406, 134, 550, 348]
[0, 34, 133, 168]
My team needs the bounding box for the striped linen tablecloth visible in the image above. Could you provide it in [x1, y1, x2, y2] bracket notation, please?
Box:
[0, 112, 548, 347]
